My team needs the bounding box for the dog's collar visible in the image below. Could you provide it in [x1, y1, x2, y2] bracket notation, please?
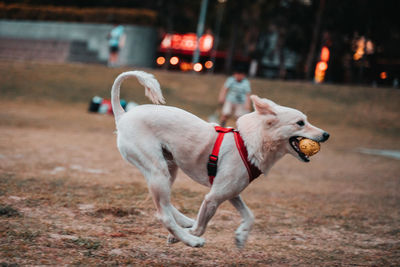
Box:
[208, 126, 262, 185]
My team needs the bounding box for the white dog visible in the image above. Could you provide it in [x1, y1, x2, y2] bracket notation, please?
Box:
[111, 71, 329, 248]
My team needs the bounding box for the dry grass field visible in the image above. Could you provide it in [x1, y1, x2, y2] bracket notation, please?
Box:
[0, 61, 399, 265]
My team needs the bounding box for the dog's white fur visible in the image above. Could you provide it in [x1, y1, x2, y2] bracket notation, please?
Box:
[111, 71, 329, 248]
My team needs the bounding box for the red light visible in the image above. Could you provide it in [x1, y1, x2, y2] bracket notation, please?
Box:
[170, 56, 179, 65]
[180, 62, 193, 71]
[314, 61, 328, 83]
[156, 56, 165, 65]
[380, 72, 387, 80]
[193, 63, 203, 72]
[160, 33, 214, 52]
[320, 46, 330, 62]
[316, 61, 328, 72]
[180, 34, 197, 51]
[204, 60, 213, 69]
[200, 34, 214, 52]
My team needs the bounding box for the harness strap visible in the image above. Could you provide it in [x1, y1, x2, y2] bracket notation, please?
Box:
[233, 131, 262, 183]
[207, 126, 235, 185]
[207, 126, 262, 185]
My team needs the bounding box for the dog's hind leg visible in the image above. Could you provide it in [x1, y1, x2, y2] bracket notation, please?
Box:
[229, 195, 254, 248]
[162, 148, 195, 229]
[122, 142, 203, 247]
[171, 205, 195, 228]
[164, 159, 196, 244]
[147, 174, 204, 247]
[167, 203, 196, 244]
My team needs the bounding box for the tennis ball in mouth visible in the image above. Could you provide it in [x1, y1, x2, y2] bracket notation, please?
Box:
[299, 138, 320, 156]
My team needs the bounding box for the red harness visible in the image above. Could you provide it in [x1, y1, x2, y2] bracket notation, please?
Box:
[207, 126, 262, 185]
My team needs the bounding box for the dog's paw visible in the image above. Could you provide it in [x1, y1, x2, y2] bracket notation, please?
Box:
[235, 236, 245, 249]
[187, 236, 205, 248]
[235, 231, 248, 249]
[168, 230, 205, 247]
[167, 234, 180, 244]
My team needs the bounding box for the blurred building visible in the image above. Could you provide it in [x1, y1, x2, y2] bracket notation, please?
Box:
[0, 20, 157, 67]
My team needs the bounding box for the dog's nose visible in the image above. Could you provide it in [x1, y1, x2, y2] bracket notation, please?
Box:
[322, 132, 330, 142]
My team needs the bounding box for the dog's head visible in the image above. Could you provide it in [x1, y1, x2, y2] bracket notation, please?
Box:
[241, 95, 329, 163]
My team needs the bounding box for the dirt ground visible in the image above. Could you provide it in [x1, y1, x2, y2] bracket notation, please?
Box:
[0, 62, 400, 265]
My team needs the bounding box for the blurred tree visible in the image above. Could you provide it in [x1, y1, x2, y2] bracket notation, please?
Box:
[304, 0, 325, 80]
[3, 0, 399, 82]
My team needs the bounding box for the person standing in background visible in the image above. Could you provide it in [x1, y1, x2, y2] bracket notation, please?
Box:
[218, 66, 252, 127]
[107, 24, 126, 67]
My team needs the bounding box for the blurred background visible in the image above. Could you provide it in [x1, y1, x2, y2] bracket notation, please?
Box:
[0, 0, 399, 86]
[1, 1, 400, 265]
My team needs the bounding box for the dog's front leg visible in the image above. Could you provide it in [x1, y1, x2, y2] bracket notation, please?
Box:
[190, 191, 224, 237]
[229, 195, 255, 248]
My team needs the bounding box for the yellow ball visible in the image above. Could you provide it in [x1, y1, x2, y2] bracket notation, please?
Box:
[299, 138, 320, 156]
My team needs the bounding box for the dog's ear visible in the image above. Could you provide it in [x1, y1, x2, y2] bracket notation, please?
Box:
[250, 95, 277, 116]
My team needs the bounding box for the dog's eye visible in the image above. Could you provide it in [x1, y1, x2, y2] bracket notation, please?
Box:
[296, 120, 305, 127]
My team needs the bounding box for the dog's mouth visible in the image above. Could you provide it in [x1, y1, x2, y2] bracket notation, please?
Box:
[289, 136, 310, 162]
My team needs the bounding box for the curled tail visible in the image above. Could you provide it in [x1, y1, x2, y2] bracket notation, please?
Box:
[111, 70, 165, 124]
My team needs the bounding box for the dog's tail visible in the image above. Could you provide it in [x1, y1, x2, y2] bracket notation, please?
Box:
[111, 70, 165, 123]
